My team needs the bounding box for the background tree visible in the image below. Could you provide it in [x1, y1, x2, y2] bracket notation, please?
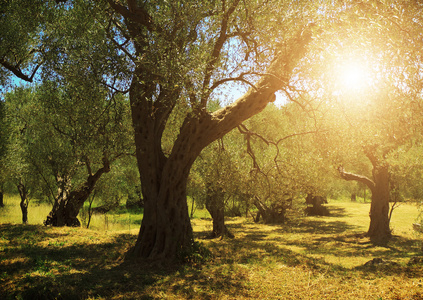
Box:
[238, 103, 333, 222]
[190, 133, 249, 238]
[4, 82, 133, 226]
[294, 0, 423, 243]
[2, 87, 41, 223]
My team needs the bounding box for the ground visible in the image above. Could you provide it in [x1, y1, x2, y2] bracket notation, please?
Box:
[0, 200, 422, 299]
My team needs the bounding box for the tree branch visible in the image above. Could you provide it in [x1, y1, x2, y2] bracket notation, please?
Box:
[338, 166, 375, 191]
[200, 0, 241, 107]
[209, 73, 258, 92]
[0, 58, 41, 83]
[107, 0, 159, 33]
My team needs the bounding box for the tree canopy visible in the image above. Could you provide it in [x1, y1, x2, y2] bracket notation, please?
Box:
[2, 0, 423, 260]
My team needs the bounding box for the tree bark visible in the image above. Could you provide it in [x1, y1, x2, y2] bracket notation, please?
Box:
[17, 182, 28, 224]
[205, 186, 233, 238]
[339, 162, 392, 243]
[367, 164, 391, 243]
[44, 159, 110, 227]
[0, 191, 4, 207]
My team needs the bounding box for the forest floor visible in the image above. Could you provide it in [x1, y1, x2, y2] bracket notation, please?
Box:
[0, 199, 422, 299]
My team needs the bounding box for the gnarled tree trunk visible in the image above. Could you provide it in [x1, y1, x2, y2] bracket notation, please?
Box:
[205, 185, 233, 239]
[125, 21, 314, 260]
[17, 181, 28, 224]
[304, 194, 329, 216]
[339, 156, 392, 243]
[253, 197, 286, 224]
[367, 164, 391, 243]
[44, 158, 110, 227]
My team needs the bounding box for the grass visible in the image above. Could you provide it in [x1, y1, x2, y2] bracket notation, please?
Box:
[0, 196, 422, 299]
[0, 194, 209, 231]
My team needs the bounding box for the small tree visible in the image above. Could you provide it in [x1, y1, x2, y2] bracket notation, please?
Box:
[4, 83, 133, 226]
[200, 139, 239, 238]
[17, 180, 29, 224]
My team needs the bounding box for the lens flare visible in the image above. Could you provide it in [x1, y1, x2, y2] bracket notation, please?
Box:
[339, 61, 370, 92]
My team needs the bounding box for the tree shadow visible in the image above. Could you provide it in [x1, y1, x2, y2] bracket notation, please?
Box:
[195, 206, 422, 277]
[0, 224, 153, 299]
[1, 213, 422, 300]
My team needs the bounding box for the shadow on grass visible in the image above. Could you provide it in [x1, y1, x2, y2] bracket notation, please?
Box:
[1, 209, 422, 300]
[0, 224, 252, 299]
[196, 207, 423, 276]
[0, 224, 158, 299]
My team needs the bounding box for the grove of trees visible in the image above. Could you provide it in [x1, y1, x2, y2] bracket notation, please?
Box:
[1, 0, 423, 262]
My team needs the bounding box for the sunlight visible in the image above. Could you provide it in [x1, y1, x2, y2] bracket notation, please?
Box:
[338, 61, 371, 92]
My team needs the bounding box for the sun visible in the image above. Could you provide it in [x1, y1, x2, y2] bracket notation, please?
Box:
[337, 61, 371, 93]
[342, 64, 364, 87]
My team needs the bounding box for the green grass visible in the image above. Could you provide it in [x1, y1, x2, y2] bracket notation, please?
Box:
[0, 197, 422, 299]
[0, 195, 51, 225]
[0, 194, 211, 232]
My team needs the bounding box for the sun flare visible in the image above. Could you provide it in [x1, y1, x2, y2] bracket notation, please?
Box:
[342, 65, 362, 86]
[341, 63, 368, 90]
[336, 60, 372, 94]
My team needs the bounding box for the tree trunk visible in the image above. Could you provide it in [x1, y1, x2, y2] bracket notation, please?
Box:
[305, 194, 329, 216]
[338, 160, 392, 244]
[0, 191, 4, 207]
[253, 197, 285, 224]
[130, 155, 195, 260]
[86, 192, 96, 229]
[367, 164, 391, 243]
[17, 182, 28, 224]
[205, 186, 233, 239]
[128, 25, 314, 261]
[44, 159, 110, 227]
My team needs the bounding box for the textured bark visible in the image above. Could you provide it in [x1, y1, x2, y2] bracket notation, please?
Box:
[44, 159, 110, 227]
[339, 161, 391, 243]
[17, 182, 28, 224]
[367, 164, 391, 243]
[205, 186, 233, 238]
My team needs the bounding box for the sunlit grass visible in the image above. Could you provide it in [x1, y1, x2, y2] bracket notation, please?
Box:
[0, 194, 211, 232]
[0, 194, 51, 225]
[1, 196, 422, 299]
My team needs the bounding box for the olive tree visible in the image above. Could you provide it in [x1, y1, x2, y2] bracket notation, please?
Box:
[1, 0, 326, 260]
[296, 0, 423, 243]
[0, 100, 7, 207]
[4, 83, 132, 226]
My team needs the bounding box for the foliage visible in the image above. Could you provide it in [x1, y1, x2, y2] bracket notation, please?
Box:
[3, 83, 133, 209]
[92, 156, 141, 210]
[0, 99, 9, 192]
[239, 104, 335, 214]
[0, 0, 55, 85]
[3, 0, 423, 259]
[291, 1, 423, 204]
[0, 100, 6, 160]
